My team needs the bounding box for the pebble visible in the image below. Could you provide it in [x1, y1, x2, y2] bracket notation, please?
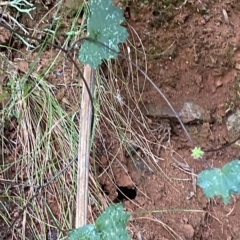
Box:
[215, 79, 223, 87]
[146, 118, 152, 124]
[235, 62, 240, 70]
[226, 108, 240, 143]
[179, 101, 212, 123]
[141, 100, 211, 123]
[202, 231, 210, 239]
[180, 224, 195, 240]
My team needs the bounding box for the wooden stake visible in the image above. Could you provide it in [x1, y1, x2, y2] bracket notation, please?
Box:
[76, 64, 95, 227]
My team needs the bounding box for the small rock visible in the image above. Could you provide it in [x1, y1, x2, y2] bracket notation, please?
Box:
[186, 191, 195, 200]
[141, 101, 176, 119]
[200, 19, 206, 25]
[226, 109, 240, 145]
[235, 62, 240, 70]
[202, 231, 210, 239]
[180, 224, 195, 240]
[146, 118, 152, 124]
[179, 101, 212, 123]
[141, 100, 212, 123]
[215, 80, 223, 88]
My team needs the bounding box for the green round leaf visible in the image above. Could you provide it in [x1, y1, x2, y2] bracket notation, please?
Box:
[69, 204, 130, 240]
[79, 0, 128, 68]
[69, 225, 100, 240]
[197, 160, 240, 204]
[96, 204, 130, 240]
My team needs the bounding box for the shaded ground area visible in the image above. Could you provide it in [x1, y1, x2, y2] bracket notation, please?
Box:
[1, 0, 240, 239]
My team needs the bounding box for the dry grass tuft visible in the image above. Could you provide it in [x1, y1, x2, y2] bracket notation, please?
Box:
[1, 71, 79, 238]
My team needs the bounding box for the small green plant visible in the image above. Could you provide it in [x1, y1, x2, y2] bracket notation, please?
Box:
[79, 0, 128, 68]
[192, 146, 240, 205]
[197, 159, 240, 204]
[191, 146, 204, 159]
[69, 204, 130, 240]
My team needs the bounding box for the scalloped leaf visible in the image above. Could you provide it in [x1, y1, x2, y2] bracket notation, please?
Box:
[95, 204, 130, 240]
[79, 0, 128, 68]
[69, 204, 130, 240]
[69, 225, 100, 240]
[197, 160, 240, 204]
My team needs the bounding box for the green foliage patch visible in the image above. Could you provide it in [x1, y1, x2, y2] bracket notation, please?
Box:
[197, 160, 240, 204]
[79, 0, 128, 68]
[69, 204, 130, 240]
[191, 146, 204, 159]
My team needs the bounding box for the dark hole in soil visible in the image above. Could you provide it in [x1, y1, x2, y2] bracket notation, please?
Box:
[152, 10, 160, 16]
[114, 186, 137, 203]
[125, 144, 140, 158]
[101, 184, 109, 195]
